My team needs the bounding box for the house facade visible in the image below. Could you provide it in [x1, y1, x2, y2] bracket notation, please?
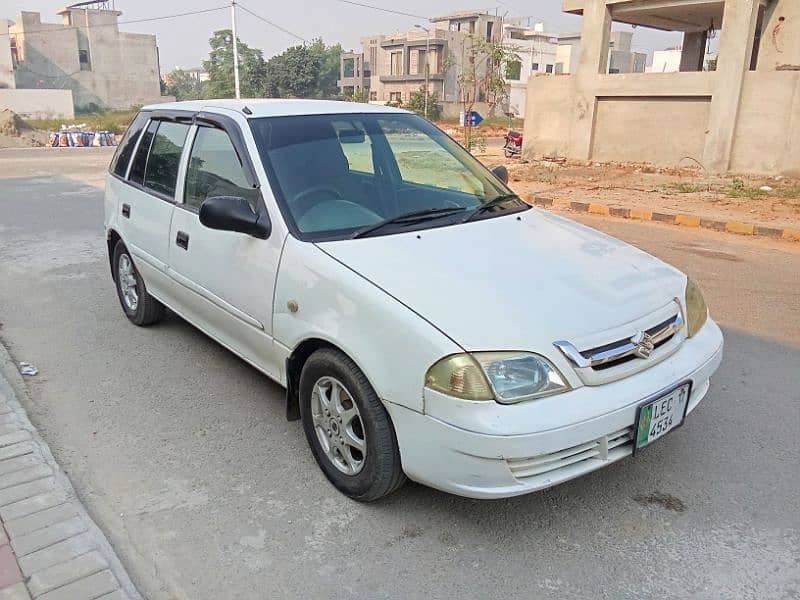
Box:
[338, 11, 504, 113]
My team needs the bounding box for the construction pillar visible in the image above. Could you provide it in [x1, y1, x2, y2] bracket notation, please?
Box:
[568, 0, 611, 159]
[702, 0, 761, 171]
[680, 30, 708, 72]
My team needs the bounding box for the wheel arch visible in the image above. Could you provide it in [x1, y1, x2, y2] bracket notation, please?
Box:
[285, 337, 363, 422]
[106, 228, 122, 280]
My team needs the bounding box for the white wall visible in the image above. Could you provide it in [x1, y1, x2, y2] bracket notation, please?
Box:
[648, 49, 681, 73]
[0, 88, 74, 118]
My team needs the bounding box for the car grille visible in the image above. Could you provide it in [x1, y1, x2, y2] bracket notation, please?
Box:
[584, 314, 680, 371]
[507, 426, 634, 480]
[553, 301, 685, 385]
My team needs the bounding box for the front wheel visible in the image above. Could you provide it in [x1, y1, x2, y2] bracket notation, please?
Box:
[299, 348, 406, 501]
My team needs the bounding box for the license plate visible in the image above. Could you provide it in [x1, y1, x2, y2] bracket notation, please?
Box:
[634, 382, 691, 452]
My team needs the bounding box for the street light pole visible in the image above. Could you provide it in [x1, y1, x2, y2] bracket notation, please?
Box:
[231, 0, 241, 99]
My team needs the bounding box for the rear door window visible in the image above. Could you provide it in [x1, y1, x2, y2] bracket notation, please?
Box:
[142, 121, 190, 199]
[128, 120, 157, 186]
[109, 112, 149, 177]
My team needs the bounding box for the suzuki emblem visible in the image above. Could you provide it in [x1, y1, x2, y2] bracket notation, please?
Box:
[631, 331, 655, 359]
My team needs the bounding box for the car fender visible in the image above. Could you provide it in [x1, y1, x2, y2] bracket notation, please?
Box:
[273, 235, 463, 414]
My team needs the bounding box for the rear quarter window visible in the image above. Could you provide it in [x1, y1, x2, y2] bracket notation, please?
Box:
[109, 112, 149, 177]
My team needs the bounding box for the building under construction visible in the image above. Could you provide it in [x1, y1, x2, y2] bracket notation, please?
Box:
[0, 1, 164, 115]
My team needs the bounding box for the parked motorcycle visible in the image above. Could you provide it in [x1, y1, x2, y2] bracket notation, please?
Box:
[503, 130, 523, 158]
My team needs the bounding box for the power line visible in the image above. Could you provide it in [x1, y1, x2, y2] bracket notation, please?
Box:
[0, 6, 227, 37]
[236, 3, 307, 43]
[333, 0, 429, 21]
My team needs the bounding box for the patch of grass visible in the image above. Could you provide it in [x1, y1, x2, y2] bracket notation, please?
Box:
[725, 177, 766, 199]
[673, 182, 702, 193]
[774, 185, 800, 199]
[26, 108, 138, 134]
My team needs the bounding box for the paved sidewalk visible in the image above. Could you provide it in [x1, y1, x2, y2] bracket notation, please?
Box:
[0, 348, 141, 600]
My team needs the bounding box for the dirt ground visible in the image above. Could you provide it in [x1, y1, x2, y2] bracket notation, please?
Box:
[0, 110, 48, 148]
[476, 146, 800, 231]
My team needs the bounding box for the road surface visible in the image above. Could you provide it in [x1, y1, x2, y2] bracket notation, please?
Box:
[0, 148, 798, 599]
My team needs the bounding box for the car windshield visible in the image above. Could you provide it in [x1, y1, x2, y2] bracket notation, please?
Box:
[249, 113, 528, 241]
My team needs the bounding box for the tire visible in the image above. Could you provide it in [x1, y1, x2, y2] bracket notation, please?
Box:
[299, 348, 406, 501]
[112, 240, 165, 326]
[504, 147, 513, 158]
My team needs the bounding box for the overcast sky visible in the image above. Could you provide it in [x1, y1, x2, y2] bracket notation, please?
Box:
[4, 1, 683, 69]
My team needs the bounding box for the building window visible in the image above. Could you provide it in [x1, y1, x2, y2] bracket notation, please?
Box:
[9, 38, 20, 66]
[370, 91, 377, 101]
[78, 49, 91, 71]
[390, 51, 403, 76]
[531, 62, 539, 71]
[343, 58, 355, 78]
[389, 91, 402, 104]
[486, 21, 493, 41]
[417, 49, 427, 75]
[545, 63, 553, 73]
[505, 60, 521, 80]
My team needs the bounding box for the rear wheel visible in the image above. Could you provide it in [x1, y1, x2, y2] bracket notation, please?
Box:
[299, 348, 406, 501]
[113, 241, 164, 326]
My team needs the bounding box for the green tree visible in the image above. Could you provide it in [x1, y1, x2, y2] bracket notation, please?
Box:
[202, 29, 267, 98]
[164, 68, 203, 101]
[264, 44, 321, 98]
[406, 87, 442, 121]
[453, 35, 519, 150]
[263, 38, 342, 99]
[311, 39, 343, 99]
[349, 88, 370, 103]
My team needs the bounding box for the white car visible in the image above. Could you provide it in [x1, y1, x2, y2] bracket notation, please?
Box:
[104, 99, 723, 501]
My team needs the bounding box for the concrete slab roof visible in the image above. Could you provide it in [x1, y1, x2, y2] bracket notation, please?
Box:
[141, 99, 410, 118]
[563, 0, 728, 32]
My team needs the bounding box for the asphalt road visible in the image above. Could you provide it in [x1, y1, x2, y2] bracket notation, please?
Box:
[0, 148, 798, 600]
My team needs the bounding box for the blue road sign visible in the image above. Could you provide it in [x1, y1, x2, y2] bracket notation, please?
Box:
[469, 111, 484, 126]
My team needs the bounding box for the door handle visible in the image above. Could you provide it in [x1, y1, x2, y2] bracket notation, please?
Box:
[121, 203, 130, 218]
[175, 231, 189, 250]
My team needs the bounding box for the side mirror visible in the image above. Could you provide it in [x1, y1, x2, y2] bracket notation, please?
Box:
[491, 165, 509, 185]
[199, 196, 271, 239]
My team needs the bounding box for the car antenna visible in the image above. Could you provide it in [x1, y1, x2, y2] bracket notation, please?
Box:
[242, 105, 253, 115]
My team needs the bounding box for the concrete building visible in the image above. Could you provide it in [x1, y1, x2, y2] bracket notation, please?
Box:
[338, 11, 504, 115]
[523, 0, 800, 175]
[553, 30, 647, 74]
[502, 20, 560, 117]
[1, 3, 164, 113]
[647, 47, 718, 72]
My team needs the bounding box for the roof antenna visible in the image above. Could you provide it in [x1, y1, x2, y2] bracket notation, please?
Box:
[242, 105, 253, 115]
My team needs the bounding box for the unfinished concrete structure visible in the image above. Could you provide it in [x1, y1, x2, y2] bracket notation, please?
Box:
[1, 3, 164, 112]
[523, 0, 800, 175]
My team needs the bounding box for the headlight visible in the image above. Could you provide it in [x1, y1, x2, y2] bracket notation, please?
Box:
[685, 278, 708, 338]
[425, 352, 570, 404]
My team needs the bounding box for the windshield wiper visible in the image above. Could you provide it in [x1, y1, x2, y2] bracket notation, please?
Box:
[460, 194, 523, 223]
[351, 207, 466, 239]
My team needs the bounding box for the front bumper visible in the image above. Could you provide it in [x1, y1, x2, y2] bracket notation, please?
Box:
[385, 319, 723, 499]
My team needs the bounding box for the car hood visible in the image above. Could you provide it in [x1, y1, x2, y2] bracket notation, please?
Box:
[316, 209, 686, 354]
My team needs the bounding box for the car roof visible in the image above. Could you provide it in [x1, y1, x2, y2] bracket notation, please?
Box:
[140, 98, 410, 118]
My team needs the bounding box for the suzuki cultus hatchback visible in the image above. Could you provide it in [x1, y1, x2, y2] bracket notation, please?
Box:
[105, 100, 723, 501]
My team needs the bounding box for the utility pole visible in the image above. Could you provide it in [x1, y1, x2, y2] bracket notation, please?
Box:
[231, 0, 241, 99]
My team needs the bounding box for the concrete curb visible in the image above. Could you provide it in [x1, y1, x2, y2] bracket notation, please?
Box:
[0, 342, 142, 600]
[525, 195, 800, 242]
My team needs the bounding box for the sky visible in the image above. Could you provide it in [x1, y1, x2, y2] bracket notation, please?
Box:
[3, 0, 684, 70]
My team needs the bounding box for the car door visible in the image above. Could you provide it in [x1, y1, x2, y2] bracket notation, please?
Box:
[166, 121, 283, 379]
[115, 117, 191, 301]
